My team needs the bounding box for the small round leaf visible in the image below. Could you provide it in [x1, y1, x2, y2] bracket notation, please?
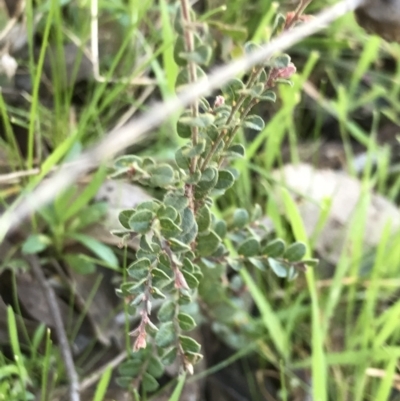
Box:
[284, 242, 307, 262]
[263, 238, 285, 257]
[178, 313, 197, 331]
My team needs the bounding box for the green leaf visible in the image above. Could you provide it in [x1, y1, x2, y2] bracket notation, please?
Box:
[208, 20, 247, 40]
[258, 69, 267, 84]
[178, 292, 192, 305]
[181, 44, 212, 65]
[147, 356, 164, 378]
[182, 257, 194, 273]
[175, 146, 191, 170]
[272, 54, 291, 69]
[151, 286, 166, 299]
[155, 322, 176, 348]
[263, 238, 285, 257]
[161, 347, 177, 365]
[185, 170, 202, 184]
[222, 78, 245, 99]
[233, 208, 249, 229]
[214, 169, 235, 190]
[284, 242, 307, 262]
[22, 234, 51, 254]
[184, 351, 203, 365]
[182, 270, 199, 289]
[205, 124, 219, 140]
[214, 220, 227, 239]
[157, 300, 175, 322]
[116, 376, 133, 388]
[129, 258, 151, 270]
[178, 114, 215, 128]
[226, 257, 242, 271]
[111, 230, 128, 241]
[212, 243, 226, 258]
[268, 257, 288, 278]
[159, 252, 172, 271]
[148, 164, 174, 187]
[248, 257, 267, 271]
[129, 278, 148, 293]
[199, 97, 211, 112]
[139, 235, 154, 252]
[173, 36, 187, 66]
[258, 90, 276, 102]
[64, 165, 107, 221]
[142, 157, 155, 168]
[243, 115, 265, 131]
[142, 373, 159, 392]
[157, 205, 178, 221]
[175, 65, 207, 89]
[302, 258, 319, 268]
[195, 167, 218, 198]
[226, 167, 239, 180]
[250, 83, 265, 96]
[176, 115, 192, 138]
[136, 248, 157, 263]
[152, 267, 171, 283]
[169, 238, 191, 252]
[113, 155, 142, 169]
[180, 207, 196, 234]
[238, 238, 260, 257]
[182, 141, 206, 158]
[160, 218, 182, 238]
[272, 13, 286, 36]
[137, 200, 161, 213]
[196, 205, 211, 233]
[244, 41, 262, 54]
[73, 201, 108, 230]
[275, 78, 294, 87]
[178, 223, 198, 245]
[179, 335, 201, 353]
[252, 204, 263, 221]
[118, 359, 142, 376]
[118, 209, 135, 229]
[178, 313, 196, 331]
[68, 233, 118, 268]
[129, 210, 154, 234]
[64, 253, 96, 274]
[226, 144, 245, 158]
[127, 258, 151, 280]
[164, 191, 188, 211]
[197, 230, 221, 257]
[131, 294, 145, 307]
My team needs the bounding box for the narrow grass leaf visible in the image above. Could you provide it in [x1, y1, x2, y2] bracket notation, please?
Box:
[281, 188, 326, 401]
[168, 373, 187, 401]
[240, 268, 287, 358]
[93, 366, 112, 401]
[67, 233, 118, 269]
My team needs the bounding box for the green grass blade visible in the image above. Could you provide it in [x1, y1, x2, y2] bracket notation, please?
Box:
[281, 188, 327, 401]
[240, 268, 288, 359]
[93, 366, 112, 401]
[40, 329, 52, 401]
[168, 373, 187, 401]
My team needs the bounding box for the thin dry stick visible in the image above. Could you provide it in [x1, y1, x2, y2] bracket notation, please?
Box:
[0, 0, 365, 240]
[27, 255, 80, 401]
[0, 0, 26, 43]
[79, 350, 128, 392]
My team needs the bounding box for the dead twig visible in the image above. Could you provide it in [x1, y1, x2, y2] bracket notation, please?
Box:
[27, 255, 80, 401]
[79, 350, 128, 392]
[0, 0, 25, 43]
